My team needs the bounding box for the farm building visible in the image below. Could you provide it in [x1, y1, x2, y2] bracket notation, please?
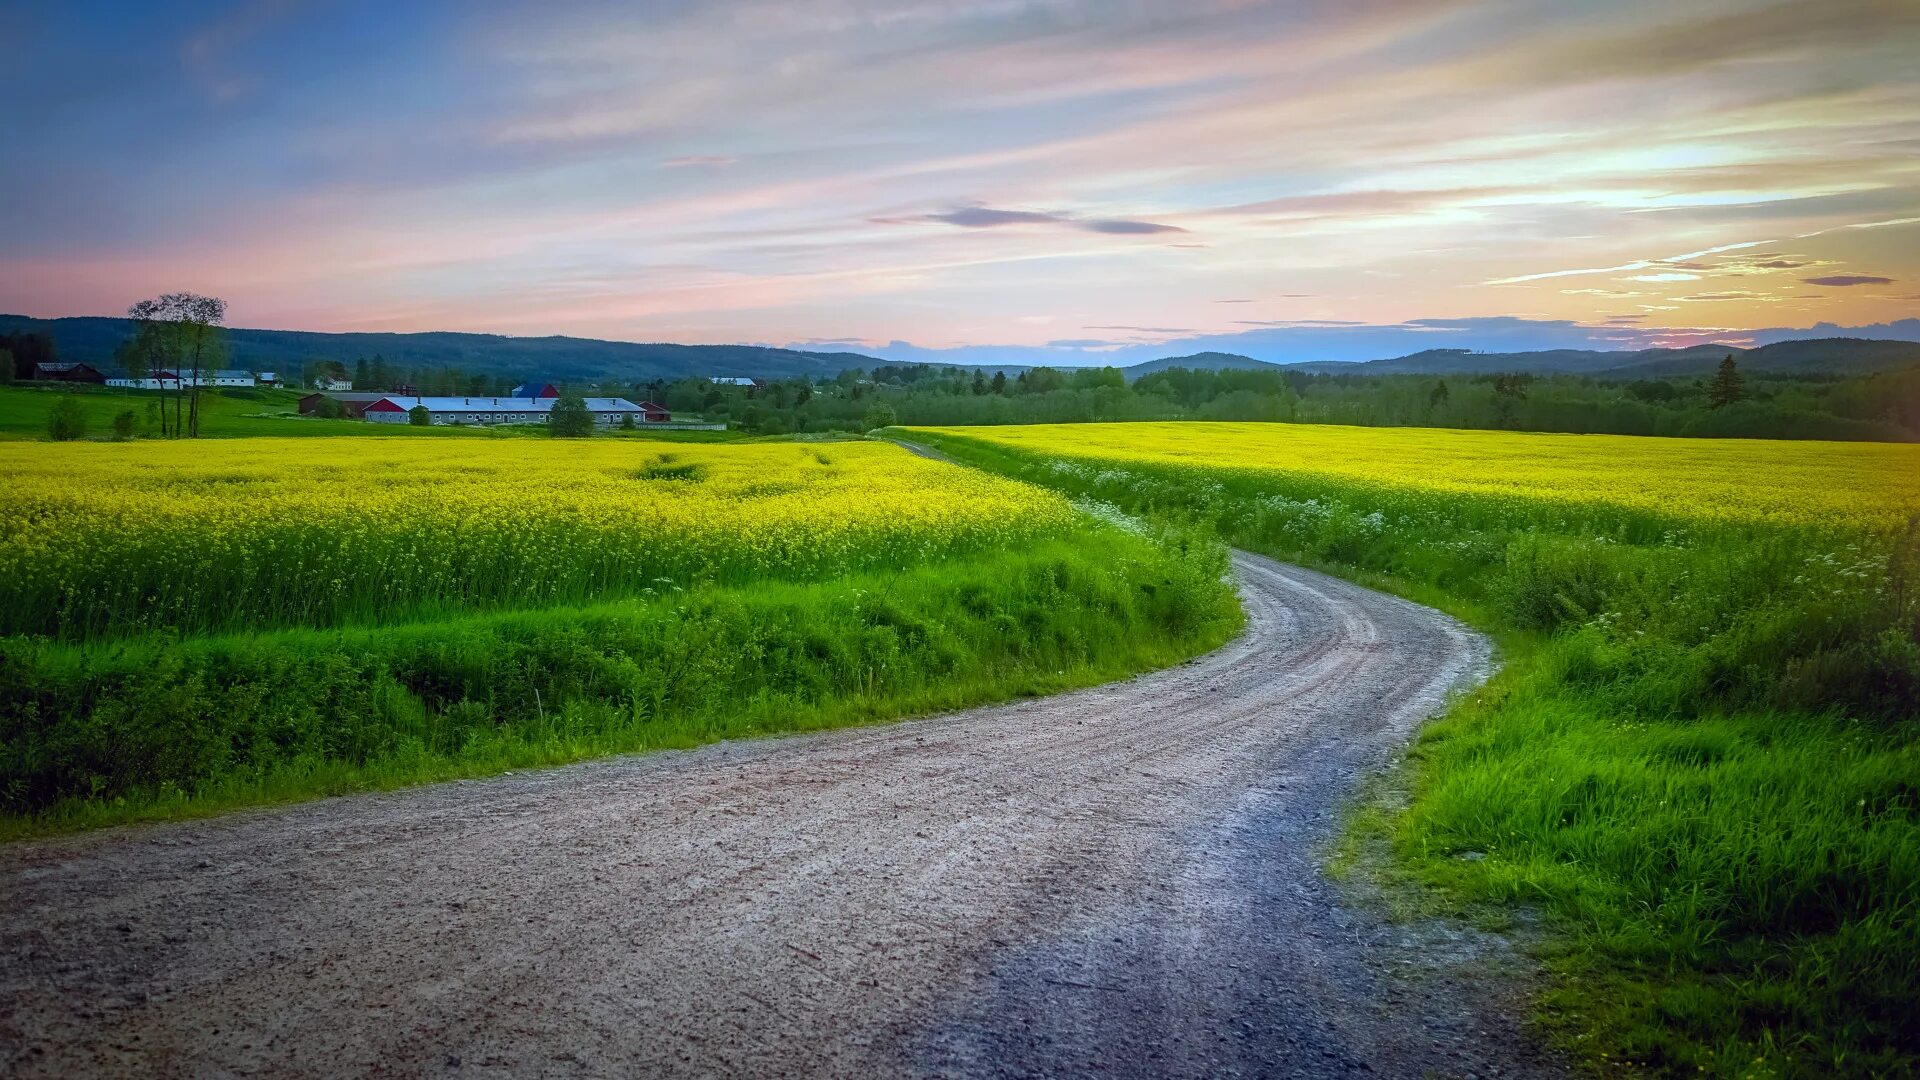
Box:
[298, 392, 398, 418]
[32, 362, 107, 383]
[707, 376, 761, 388]
[361, 396, 670, 426]
[107, 369, 272, 390]
[511, 382, 560, 398]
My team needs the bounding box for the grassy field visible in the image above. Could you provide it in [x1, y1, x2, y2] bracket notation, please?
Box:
[904, 422, 1920, 1079]
[0, 436, 1242, 833]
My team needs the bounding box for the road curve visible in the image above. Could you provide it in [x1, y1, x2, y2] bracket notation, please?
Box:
[0, 552, 1553, 1079]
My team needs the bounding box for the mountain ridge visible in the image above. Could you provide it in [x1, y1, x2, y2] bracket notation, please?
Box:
[8, 314, 1917, 384]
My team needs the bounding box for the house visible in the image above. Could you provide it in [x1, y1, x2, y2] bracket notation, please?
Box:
[299, 391, 396, 418]
[257, 371, 283, 387]
[635, 400, 671, 423]
[511, 382, 560, 398]
[312, 375, 353, 391]
[32, 362, 107, 383]
[362, 395, 657, 427]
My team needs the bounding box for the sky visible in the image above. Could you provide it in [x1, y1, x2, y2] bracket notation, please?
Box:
[2, 0, 1918, 365]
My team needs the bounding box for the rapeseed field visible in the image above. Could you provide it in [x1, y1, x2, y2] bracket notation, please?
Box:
[0, 439, 1077, 638]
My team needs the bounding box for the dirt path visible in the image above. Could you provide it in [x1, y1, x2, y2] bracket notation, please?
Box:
[0, 552, 1557, 1079]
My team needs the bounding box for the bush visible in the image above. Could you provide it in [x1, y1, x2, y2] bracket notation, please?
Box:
[863, 403, 898, 430]
[46, 396, 87, 441]
[408, 404, 431, 426]
[111, 410, 136, 441]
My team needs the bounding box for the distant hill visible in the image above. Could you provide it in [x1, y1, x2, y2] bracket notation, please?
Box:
[0, 315, 886, 384]
[1263, 339, 1920, 378]
[1119, 351, 1287, 380]
[11, 313, 1916, 385]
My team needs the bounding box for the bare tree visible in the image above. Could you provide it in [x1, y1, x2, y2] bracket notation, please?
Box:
[127, 293, 226, 437]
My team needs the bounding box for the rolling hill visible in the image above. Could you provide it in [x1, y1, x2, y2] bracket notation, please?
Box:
[10, 313, 1917, 386]
[0, 315, 887, 384]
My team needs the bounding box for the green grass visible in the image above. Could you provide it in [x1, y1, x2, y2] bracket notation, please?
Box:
[0, 383, 741, 440]
[904, 427, 1920, 1079]
[1, 529, 1241, 837]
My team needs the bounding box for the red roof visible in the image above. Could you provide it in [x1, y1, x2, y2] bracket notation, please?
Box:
[364, 398, 406, 412]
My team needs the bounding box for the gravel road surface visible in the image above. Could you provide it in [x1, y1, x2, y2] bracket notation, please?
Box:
[0, 552, 1558, 1079]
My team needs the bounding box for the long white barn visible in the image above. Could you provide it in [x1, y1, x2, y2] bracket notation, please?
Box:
[362, 395, 666, 426]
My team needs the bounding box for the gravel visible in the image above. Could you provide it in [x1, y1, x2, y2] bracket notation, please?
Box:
[0, 552, 1559, 1078]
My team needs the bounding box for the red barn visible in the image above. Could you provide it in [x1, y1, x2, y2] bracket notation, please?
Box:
[33, 362, 107, 383]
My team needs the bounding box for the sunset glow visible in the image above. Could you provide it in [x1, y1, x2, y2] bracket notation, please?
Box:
[3, 0, 1917, 362]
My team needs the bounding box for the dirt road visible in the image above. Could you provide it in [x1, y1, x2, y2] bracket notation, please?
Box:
[0, 552, 1557, 1078]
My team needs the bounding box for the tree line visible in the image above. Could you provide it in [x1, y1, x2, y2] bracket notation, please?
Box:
[612, 355, 1920, 441]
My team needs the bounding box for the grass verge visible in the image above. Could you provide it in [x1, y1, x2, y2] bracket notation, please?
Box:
[1, 529, 1241, 838]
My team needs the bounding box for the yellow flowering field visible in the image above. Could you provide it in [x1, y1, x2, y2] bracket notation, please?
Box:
[910, 422, 1920, 530]
[0, 438, 1077, 638]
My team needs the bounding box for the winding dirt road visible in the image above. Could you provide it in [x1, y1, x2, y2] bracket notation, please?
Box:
[0, 553, 1558, 1079]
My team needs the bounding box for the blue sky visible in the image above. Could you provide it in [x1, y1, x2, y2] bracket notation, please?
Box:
[2, 0, 1917, 364]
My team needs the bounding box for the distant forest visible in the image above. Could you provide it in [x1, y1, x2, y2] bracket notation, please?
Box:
[662, 360, 1920, 442]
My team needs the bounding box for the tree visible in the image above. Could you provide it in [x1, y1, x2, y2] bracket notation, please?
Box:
[863, 403, 898, 430]
[1491, 372, 1531, 428]
[1, 332, 56, 379]
[408, 404, 432, 426]
[353, 356, 372, 390]
[47, 396, 88, 441]
[990, 371, 1007, 395]
[1707, 354, 1745, 409]
[112, 410, 137, 441]
[128, 293, 225, 437]
[620, 412, 636, 430]
[549, 392, 593, 437]
[0, 348, 12, 385]
[1428, 380, 1450, 409]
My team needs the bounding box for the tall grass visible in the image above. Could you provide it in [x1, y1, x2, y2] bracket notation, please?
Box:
[0, 531, 1241, 833]
[906, 425, 1920, 1078]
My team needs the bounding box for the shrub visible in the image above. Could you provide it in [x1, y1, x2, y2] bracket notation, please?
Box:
[46, 396, 87, 441]
[111, 410, 136, 441]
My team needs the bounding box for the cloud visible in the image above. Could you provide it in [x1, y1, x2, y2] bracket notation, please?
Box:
[1676, 291, 1773, 302]
[1803, 274, 1893, 286]
[895, 205, 1184, 235]
[1628, 272, 1700, 282]
[1082, 218, 1184, 235]
[1084, 325, 1194, 333]
[662, 155, 738, 168]
[1046, 338, 1123, 348]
